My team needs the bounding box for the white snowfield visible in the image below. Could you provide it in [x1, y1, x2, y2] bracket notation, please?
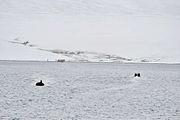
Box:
[0, 61, 180, 119]
[0, 0, 180, 16]
[0, 0, 180, 62]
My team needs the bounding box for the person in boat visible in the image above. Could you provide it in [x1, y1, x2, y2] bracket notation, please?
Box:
[36, 80, 44, 86]
[134, 73, 141, 77]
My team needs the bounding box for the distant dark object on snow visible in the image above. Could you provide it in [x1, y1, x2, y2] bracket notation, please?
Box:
[57, 59, 65, 62]
[134, 73, 141, 77]
[22, 41, 29, 45]
[36, 80, 44, 86]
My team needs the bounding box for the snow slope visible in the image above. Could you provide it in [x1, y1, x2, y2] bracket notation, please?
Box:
[0, 0, 180, 62]
[0, 0, 180, 16]
[2, 38, 180, 63]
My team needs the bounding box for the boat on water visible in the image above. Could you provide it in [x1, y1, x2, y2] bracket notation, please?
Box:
[57, 59, 65, 62]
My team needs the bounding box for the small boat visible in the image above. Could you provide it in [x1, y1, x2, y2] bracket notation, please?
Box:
[134, 73, 141, 77]
[36, 80, 44, 86]
[57, 59, 65, 62]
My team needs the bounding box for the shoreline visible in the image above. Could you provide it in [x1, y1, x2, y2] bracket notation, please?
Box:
[0, 59, 180, 65]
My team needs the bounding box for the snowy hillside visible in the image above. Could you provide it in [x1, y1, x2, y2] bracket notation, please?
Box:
[3, 39, 179, 63]
[0, 0, 180, 62]
[0, 0, 180, 16]
[2, 38, 132, 62]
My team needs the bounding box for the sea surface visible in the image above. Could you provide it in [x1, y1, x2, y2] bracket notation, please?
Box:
[0, 61, 180, 120]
